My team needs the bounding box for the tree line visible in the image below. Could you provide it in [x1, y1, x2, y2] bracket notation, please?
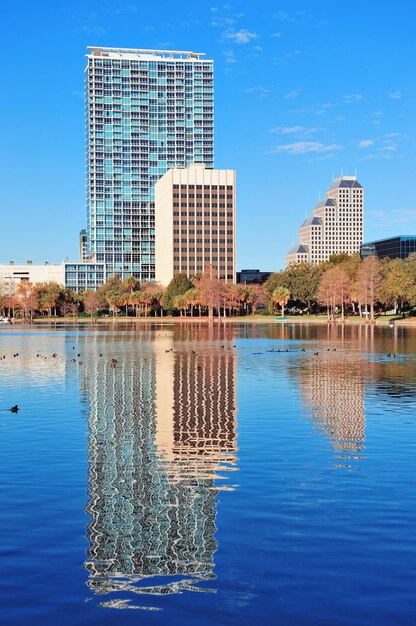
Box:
[1, 254, 415, 321]
[264, 253, 416, 321]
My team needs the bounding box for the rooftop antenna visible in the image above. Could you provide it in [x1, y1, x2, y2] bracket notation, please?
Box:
[341, 166, 343, 176]
[332, 171, 334, 181]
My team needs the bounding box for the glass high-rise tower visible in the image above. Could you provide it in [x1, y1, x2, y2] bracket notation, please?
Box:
[85, 47, 214, 281]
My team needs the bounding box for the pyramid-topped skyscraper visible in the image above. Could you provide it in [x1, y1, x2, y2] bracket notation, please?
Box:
[286, 176, 364, 266]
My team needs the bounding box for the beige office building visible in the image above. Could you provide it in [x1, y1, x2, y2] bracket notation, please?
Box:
[155, 164, 236, 285]
[286, 175, 364, 266]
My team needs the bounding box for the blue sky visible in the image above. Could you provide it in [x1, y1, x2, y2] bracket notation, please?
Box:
[1, 0, 415, 270]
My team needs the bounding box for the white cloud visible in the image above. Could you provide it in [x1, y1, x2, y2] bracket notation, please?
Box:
[223, 50, 237, 64]
[389, 91, 401, 100]
[367, 209, 416, 226]
[358, 139, 374, 148]
[343, 94, 363, 103]
[245, 85, 270, 97]
[270, 126, 319, 135]
[270, 32, 282, 38]
[274, 10, 305, 24]
[226, 29, 257, 44]
[284, 88, 301, 99]
[111, 5, 137, 15]
[273, 141, 342, 155]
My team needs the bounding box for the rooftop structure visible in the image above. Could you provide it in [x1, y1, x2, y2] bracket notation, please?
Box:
[86, 46, 207, 60]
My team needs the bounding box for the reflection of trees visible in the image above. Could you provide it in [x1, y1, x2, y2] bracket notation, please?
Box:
[292, 324, 416, 461]
[81, 335, 237, 597]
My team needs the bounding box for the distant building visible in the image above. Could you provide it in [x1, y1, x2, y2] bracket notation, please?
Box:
[0, 262, 65, 292]
[236, 269, 272, 284]
[360, 236, 416, 260]
[286, 176, 364, 266]
[64, 262, 106, 292]
[155, 164, 236, 285]
[79, 229, 88, 261]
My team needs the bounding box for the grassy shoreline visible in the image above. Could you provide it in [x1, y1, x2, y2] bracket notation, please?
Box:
[6, 314, 416, 327]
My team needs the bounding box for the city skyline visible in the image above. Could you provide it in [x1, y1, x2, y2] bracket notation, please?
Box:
[1, 1, 415, 270]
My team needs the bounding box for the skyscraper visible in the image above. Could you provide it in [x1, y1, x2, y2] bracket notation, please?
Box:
[286, 175, 364, 266]
[85, 47, 214, 282]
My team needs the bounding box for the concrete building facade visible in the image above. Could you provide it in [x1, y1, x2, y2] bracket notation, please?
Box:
[0, 262, 65, 292]
[286, 176, 364, 266]
[155, 164, 236, 285]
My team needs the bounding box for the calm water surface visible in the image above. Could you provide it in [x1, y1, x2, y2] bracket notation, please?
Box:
[0, 323, 415, 625]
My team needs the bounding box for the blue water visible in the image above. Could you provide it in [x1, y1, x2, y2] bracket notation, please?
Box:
[0, 323, 415, 625]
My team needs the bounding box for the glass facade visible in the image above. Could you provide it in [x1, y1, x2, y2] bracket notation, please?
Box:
[64, 262, 106, 292]
[86, 48, 214, 282]
[360, 236, 416, 260]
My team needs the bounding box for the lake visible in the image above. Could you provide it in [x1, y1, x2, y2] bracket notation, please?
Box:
[0, 322, 415, 625]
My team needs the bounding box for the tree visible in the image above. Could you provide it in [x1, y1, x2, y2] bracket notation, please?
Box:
[250, 284, 267, 314]
[84, 290, 100, 320]
[15, 281, 38, 321]
[284, 262, 324, 311]
[96, 276, 127, 310]
[106, 291, 123, 319]
[161, 274, 192, 313]
[36, 282, 62, 316]
[123, 275, 139, 295]
[194, 264, 223, 320]
[264, 272, 288, 300]
[381, 258, 415, 314]
[272, 287, 290, 317]
[317, 267, 351, 321]
[355, 255, 383, 323]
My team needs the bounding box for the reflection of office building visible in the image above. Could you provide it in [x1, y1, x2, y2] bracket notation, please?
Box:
[80, 337, 237, 596]
[155, 164, 236, 285]
[155, 338, 238, 479]
[286, 176, 364, 266]
[298, 355, 366, 459]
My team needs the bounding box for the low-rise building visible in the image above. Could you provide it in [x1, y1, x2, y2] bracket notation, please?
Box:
[0, 262, 65, 292]
[236, 269, 272, 284]
[360, 236, 416, 260]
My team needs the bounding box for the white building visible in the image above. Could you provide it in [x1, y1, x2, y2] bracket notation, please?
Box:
[0, 262, 65, 292]
[155, 164, 236, 285]
[286, 176, 364, 266]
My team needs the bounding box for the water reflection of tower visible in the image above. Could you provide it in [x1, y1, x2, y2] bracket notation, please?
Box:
[155, 339, 238, 479]
[297, 354, 366, 460]
[81, 336, 238, 597]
